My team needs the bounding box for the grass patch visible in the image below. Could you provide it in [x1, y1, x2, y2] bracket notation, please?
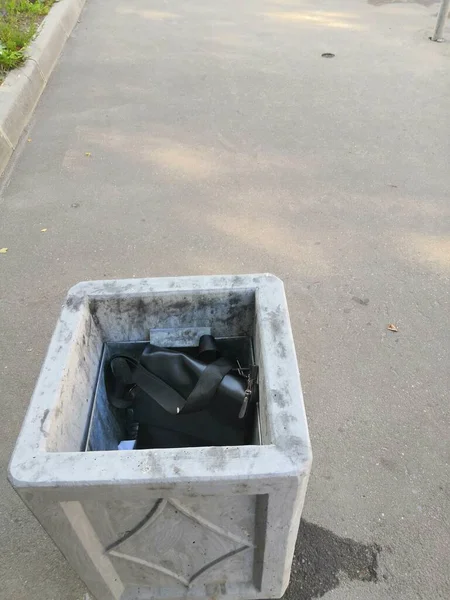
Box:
[0, 0, 56, 83]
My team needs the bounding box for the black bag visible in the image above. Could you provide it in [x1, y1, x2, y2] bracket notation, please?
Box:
[105, 335, 258, 449]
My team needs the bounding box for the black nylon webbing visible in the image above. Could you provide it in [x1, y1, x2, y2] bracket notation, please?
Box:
[183, 357, 232, 413]
[109, 355, 232, 415]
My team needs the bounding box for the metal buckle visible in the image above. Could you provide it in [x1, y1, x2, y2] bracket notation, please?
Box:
[237, 362, 258, 419]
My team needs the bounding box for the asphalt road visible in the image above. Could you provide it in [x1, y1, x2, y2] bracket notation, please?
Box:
[0, 0, 449, 598]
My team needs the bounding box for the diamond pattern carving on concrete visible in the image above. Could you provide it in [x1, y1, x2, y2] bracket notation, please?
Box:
[105, 499, 253, 588]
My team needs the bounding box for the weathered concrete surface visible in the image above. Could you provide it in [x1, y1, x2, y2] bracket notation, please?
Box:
[9, 275, 311, 600]
[0, 0, 449, 599]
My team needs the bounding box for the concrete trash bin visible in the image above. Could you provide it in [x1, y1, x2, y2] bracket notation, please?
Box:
[9, 274, 312, 600]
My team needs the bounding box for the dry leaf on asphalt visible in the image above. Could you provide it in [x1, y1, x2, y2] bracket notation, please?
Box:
[85, 152, 92, 157]
[387, 324, 398, 332]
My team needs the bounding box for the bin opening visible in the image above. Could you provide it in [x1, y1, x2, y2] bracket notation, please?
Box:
[84, 336, 260, 451]
[44, 287, 260, 453]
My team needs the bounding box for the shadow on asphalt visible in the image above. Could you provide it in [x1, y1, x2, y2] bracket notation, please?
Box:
[284, 520, 381, 599]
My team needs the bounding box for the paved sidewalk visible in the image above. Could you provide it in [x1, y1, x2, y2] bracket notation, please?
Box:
[1, 0, 449, 598]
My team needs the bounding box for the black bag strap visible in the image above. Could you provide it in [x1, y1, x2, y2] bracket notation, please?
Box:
[183, 357, 232, 413]
[107, 355, 137, 409]
[108, 354, 232, 415]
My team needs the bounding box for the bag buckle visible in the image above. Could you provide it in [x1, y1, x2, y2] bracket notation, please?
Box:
[238, 364, 258, 419]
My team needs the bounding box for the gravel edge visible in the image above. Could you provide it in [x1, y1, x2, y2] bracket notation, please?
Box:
[0, 0, 87, 178]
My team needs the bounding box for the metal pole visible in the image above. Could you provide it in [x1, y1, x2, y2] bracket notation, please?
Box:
[432, 0, 450, 42]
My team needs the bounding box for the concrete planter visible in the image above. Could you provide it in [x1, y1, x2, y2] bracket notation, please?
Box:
[9, 274, 312, 600]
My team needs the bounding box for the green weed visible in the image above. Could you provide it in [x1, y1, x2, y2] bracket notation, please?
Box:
[3, 0, 52, 16]
[0, 0, 55, 80]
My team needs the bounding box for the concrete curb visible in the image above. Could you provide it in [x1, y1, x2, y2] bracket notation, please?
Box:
[0, 0, 86, 178]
